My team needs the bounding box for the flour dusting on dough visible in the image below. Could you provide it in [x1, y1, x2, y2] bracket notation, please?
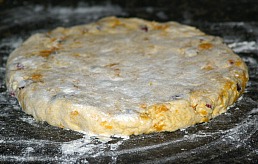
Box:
[5, 17, 249, 136]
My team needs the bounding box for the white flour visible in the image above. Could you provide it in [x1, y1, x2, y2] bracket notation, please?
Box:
[228, 41, 258, 53]
[0, 37, 23, 50]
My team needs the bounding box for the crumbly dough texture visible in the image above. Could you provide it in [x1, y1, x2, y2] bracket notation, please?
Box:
[6, 17, 248, 136]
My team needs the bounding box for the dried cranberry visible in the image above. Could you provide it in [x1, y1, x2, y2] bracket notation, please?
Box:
[10, 91, 15, 97]
[16, 63, 24, 70]
[229, 60, 234, 65]
[237, 83, 241, 92]
[205, 104, 212, 108]
[140, 25, 148, 32]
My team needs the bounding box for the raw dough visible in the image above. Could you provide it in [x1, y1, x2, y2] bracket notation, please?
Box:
[6, 17, 248, 136]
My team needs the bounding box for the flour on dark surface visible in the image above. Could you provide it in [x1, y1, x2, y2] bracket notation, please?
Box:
[0, 1, 257, 163]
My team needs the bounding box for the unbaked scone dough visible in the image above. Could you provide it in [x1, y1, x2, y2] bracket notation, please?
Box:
[6, 17, 248, 136]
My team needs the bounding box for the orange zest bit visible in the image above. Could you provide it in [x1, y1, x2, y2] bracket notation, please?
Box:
[39, 47, 59, 58]
[224, 80, 234, 90]
[199, 110, 208, 116]
[31, 73, 43, 82]
[202, 65, 214, 71]
[111, 19, 123, 28]
[140, 103, 147, 109]
[153, 24, 169, 30]
[201, 117, 209, 122]
[153, 123, 165, 131]
[191, 104, 198, 110]
[105, 63, 119, 68]
[153, 104, 169, 113]
[198, 43, 213, 50]
[140, 113, 150, 120]
[158, 104, 169, 112]
[100, 121, 113, 130]
[39, 49, 53, 57]
[70, 110, 79, 116]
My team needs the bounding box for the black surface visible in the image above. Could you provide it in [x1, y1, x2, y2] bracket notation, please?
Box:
[0, 0, 257, 163]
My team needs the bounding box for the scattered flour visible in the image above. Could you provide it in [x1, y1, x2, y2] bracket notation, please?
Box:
[228, 41, 258, 53]
[0, 3, 257, 163]
[0, 37, 23, 52]
[19, 116, 40, 127]
[249, 108, 258, 114]
[60, 135, 126, 163]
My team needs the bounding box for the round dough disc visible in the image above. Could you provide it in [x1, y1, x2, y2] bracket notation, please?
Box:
[6, 17, 248, 136]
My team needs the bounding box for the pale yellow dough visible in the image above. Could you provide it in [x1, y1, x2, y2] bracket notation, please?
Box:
[6, 17, 248, 136]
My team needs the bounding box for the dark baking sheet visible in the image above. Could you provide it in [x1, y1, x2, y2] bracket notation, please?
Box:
[0, 1, 257, 163]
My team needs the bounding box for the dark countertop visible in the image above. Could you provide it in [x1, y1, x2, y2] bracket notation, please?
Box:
[0, 0, 257, 163]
